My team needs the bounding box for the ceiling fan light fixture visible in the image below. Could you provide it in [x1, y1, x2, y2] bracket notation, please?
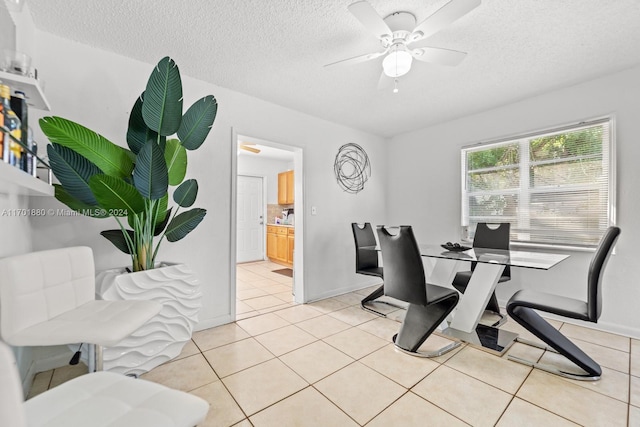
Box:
[382, 46, 412, 78]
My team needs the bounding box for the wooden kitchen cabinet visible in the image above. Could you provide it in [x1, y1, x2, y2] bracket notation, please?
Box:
[277, 170, 294, 205]
[266, 225, 294, 267]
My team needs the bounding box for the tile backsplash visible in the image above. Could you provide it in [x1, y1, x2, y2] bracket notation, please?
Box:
[268, 204, 293, 224]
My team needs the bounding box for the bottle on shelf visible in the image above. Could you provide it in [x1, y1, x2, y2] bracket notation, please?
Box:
[1, 84, 22, 167]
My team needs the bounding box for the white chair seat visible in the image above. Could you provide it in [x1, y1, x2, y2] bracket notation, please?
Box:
[4, 300, 160, 347]
[0, 342, 209, 427]
[24, 371, 209, 427]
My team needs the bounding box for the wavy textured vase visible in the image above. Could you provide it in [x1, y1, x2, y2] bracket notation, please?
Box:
[95, 263, 201, 376]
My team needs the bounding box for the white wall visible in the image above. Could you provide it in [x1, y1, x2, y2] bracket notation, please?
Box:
[387, 65, 640, 338]
[28, 32, 388, 332]
[237, 155, 290, 204]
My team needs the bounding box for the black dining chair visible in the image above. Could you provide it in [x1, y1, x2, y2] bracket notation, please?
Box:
[377, 225, 461, 357]
[506, 226, 621, 381]
[352, 222, 396, 317]
[452, 222, 511, 326]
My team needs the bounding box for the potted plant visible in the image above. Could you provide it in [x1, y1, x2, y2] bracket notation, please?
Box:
[40, 56, 218, 375]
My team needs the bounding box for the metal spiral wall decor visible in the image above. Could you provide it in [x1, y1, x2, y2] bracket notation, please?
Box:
[334, 143, 371, 194]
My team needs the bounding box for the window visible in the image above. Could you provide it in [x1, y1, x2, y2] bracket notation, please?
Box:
[461, 117, 615, 248]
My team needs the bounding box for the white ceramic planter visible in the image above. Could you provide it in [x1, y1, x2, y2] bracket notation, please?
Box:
[95, 262, 201, 376]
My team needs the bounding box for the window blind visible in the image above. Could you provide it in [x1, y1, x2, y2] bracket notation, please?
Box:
[461, 117, 614, 248]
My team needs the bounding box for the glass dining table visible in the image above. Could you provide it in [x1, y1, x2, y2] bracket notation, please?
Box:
[370, 244, 570, 355]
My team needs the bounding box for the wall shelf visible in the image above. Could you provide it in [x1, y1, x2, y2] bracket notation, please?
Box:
[0, 70, 50, 111]
[0, 160, 53, 196]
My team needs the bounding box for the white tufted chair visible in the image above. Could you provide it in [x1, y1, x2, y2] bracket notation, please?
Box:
[0, 246, 161, 371]
[0, 341, 209, 427]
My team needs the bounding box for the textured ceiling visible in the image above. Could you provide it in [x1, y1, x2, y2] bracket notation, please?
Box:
[26, 0, 640, 137]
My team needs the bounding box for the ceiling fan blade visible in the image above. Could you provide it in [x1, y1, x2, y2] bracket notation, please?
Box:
[324, 50, 387, 68]
[240, 145, 260, 154]
[410, 0, 481, 42]
[411, 46, 467, 66]
[348, 1, 392, 41]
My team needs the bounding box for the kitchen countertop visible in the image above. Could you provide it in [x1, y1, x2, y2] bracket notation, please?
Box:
[268, 223, 294, 228]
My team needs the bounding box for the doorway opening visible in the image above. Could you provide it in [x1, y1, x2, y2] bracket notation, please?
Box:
[231, 131, 304, 321]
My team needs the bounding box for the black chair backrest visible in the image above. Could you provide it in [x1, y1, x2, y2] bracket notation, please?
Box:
[588, 226, 621, 322]
[351, 223, 379, 272]
[472, 222, 511, 278]
[376, 226, 427, 306]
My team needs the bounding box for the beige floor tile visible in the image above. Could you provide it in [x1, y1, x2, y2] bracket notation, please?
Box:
[503, 341, 545, 362]
[630, 405, 640, 427]
[412, 365, 512, 427]
[236, 300, 254, 314]
[232, 420, 252, 427]
[385, 308, 407, 323]
[236, 311, 259, 320]
[367, 391, 468, 427]
[237, 288, 268, 300]
[632, 376, 640, 407]
[296, 315, 351, 339]
[257, 302, 295, 314]
[190, 381, 245, 427]
[422, 334, 465, 363]
[361, 344, 439, 388]
[353, 284, 383, 297]
[236, 312, 290, 336]
[445, 346, 531, 394]
[332, 292, 365, 306]
[356, 317, 401, 341]
[250, 279, 282, 289]
[193, 323, 250, 351]
[236, 270, 265, 283]
[560, 323, 629, 352]
[307, 298, 350, 314]
[538, 352, 629, 402]
[49, 363, 88, 388]
[271, 274, 293, 285]
[254, 324, 317, 356]
[260, 284, 292, 295]
[203, 337, 274, 377]
[314, 362, 406, 425]
[361, 300, 401, 315]
[279, 341, 354, 383]
[222, 358, 307, 416]
[632, 339, 640, 377]
[140, 353, 218, 392]
[272, 304, 323, 323]
[500, 318, 554, 347]
[249, 387, 358, 427]
[236, 280, 255, 291]
[497, 397, 579, 427]
[175, 339, 200, 360]
[244, 295, 290, 311]
[323, 327, 388, 359]
[273, 291, 295, 303]
[27, 369, 53, 399]
[516, 369, 628, 426]
[327, 305, 379, 326]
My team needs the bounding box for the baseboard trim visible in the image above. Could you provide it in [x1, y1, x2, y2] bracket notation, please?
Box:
[307, 279, 383, 303]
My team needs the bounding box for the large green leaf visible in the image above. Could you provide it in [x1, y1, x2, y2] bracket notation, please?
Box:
[39, 116, 133, 178]
[47, 143, 101, 205]
[127, 92, 159, 154]
[173, 179, 199, 207]
[165, 208, 206, 242]
[89, 174, 145, 216]
[101, 229, 135, 254]
[177, 95, 217, 150]
[53, 184, 109, 218]
[164, 139, 187, 185]
[154, 207, 172, 236]
[133, 139, 168, 200]
[142, 56, 183, 136]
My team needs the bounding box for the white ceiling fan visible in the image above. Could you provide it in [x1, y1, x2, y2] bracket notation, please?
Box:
[325, 0, 481, 91]
[239, 142, 260, 153]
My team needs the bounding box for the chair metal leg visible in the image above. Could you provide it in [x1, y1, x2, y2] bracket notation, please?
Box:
[508, 306, 601, 380]
[360, 284, 406, 317]
[88, 344, 104, 372]
[393, 295, 459, 357]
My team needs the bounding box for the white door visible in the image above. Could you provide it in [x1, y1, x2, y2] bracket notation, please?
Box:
[237, 175, 264, 263]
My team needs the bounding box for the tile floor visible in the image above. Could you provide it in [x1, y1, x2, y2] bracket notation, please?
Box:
[28, 261, 639, 426]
